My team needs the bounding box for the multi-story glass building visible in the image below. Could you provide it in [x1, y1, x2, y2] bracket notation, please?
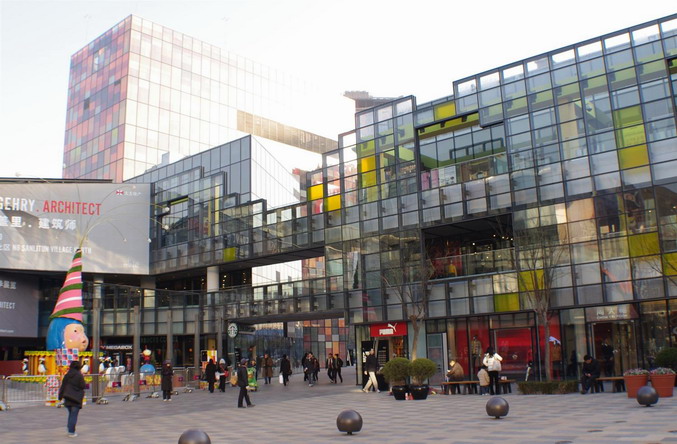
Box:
[63, 15, 353, 182]
[4, 14, 677, 383]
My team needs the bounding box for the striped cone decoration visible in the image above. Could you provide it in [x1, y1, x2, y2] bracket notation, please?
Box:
[49, 249, 84, 322]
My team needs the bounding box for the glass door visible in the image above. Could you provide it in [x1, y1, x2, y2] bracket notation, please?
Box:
[589, 320, 638, 376]
[426, 333, 447, 385]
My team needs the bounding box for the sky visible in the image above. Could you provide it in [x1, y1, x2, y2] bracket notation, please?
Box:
[0, 0, 675, 179]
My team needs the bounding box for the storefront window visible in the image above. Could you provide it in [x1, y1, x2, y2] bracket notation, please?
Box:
[560, 308, 586, 379]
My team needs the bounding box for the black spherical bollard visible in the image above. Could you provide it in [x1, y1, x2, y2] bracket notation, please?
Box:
[178, 429, 211, 444]
[637, 385, 659, 407]
[486, 396, 509, 419]
[336, 409, 363, 435]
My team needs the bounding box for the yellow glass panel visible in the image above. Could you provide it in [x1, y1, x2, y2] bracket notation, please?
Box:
[223, 247, 236, 262]
[663, 252, 677, 276]
[518, 269, 544, 292]
[434, 101, 457, 121]
[361, 171, 376, 188]
[308, 184, 323, 201]
[613, 106, 643, 128]
[615, 125, 646, 148]
[628, 232, 659, 257]
[366, 186, 379, 202]
[618, 145, 648, 169]
[325, 195, 341, 212]
[494, 293, 520, 312]
[359, 156, 376, 173]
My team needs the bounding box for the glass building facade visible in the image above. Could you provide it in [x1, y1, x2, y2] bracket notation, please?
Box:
[24, 14, 677, 378]
[63, 15, 353, 182]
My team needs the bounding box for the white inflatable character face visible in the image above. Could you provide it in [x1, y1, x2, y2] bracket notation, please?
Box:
[64, 323, 89, 351]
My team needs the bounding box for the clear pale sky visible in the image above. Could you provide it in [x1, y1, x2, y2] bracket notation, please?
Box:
[0, 0, 674, 179]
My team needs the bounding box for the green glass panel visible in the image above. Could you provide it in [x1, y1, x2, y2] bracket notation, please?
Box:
[581, 75, 607, 96]
[613, 106, 643, 128]
[529, 91, 554, 110]
[628, 232, 659, 257]
[357, 140, 375, 158]
[505, 97, 528, 117]
[554, 83, 581, 103]
[494, 293, 520, 312]
[615, 125, 647, 148]
[398, 144, 415, 162]
[608, 67, 636, 90]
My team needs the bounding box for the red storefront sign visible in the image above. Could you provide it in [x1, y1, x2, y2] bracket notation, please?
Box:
[370, 322, 408, 337]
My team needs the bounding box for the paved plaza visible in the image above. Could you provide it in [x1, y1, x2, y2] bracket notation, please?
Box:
[2, 372, 677, 444]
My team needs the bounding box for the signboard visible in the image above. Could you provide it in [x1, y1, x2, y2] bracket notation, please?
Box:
[370, 322, 408, 337]
[585, 304, 638, 322]
[227, 323, 239, 338]
[0, 183, 150, 274]
[0, 273, 39, 337]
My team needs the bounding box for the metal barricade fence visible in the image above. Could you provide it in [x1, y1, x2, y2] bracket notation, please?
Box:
[0, 376, 6, 409]
[3, 375, 60, 408]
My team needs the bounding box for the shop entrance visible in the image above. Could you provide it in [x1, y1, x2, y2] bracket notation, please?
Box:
[589, 320, 639, 376]
[492, 328, 534, 379]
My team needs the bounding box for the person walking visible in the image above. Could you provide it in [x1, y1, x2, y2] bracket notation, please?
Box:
[477, 365, 491, 395]
[280, 354, 292, 386]
[161, 360, 173, 401]
[236, 359, 255, 408]
[301, 352, 309, 382]
[304, 352, 318, 387]
[205, 359, 217, 393]
[335, 354, 343, 383]
[262, 353, 274, 384]
[482, 347, 503, 395]
[326, 353, 336, 383]
[362, 349, 380, 393]
[218, 359, 228, 392]
[58, 360, 86, 438]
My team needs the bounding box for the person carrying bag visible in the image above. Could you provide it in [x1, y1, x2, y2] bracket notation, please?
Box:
[482, 347, 503, 395]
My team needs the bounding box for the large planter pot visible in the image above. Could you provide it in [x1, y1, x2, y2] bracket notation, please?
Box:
[624, 374, 649, 398]
[391, 385, 408, 401]
[410, 385, 429, 400]
[650, 374, 676, 398]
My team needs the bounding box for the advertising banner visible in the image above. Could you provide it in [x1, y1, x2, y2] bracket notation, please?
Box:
[0, 273, 39, 337]
[0, 183, 150, 274]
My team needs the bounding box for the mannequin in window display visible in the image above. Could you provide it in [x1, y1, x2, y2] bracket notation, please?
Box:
[471, 336, 482, 370]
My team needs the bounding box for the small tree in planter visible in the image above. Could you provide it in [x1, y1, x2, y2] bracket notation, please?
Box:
[409, 358, 437, 400]
[623, 368, 650, 398]
[650, 367, 676, 398]
[655, 347, 677, 371]
[381, 357, 410, 401]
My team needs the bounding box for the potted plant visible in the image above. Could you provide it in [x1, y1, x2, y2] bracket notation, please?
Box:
[408, 358, 437, 400]
[623, 368, 649, 398]
[655, 347, 677, 372]
[381, 357, 410, 401]
[650, 367, 676, 398]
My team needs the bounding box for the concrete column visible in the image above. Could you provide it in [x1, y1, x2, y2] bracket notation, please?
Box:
[133, 305, 140, 396]
[166, 310, 173, 365]
[216, 308, 223, 362]
[194, 313, 201, 376]
[91, 275, 103, 402]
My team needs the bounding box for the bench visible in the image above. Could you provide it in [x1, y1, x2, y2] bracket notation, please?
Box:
[441, 380, 478, 394]
[595, 376, 625, 393]
[441, 379, 515, 395]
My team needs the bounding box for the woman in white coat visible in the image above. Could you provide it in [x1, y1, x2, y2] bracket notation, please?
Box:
[482, 347, 503, 395]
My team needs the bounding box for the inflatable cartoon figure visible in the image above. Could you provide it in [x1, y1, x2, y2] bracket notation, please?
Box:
[46, 249, 89, 352]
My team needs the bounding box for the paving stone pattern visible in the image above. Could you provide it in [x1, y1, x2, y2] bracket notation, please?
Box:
[1, 372, 676, 444]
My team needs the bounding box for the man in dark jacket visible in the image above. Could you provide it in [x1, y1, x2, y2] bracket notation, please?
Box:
[580, 354, 601, 394]
[304, 352, 318, 387]
[335, 355, 343, 383]
[205, 359, 217, 393]
[161, 360, 173, 401]
[362, 349, 380, 392]
[326, 353, 336, 383]
[237, 359, 255, 408]
[58, 361, 86, 437]
[279, 354, 292, 386]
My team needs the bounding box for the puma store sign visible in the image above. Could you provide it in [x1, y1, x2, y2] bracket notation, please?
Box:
[370, 322, 408, 337]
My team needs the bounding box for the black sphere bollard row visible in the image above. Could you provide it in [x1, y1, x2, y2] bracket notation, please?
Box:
[178, 429, 211, 444]
[485, 396, 509, 419]
[337, 409, 363, 435]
